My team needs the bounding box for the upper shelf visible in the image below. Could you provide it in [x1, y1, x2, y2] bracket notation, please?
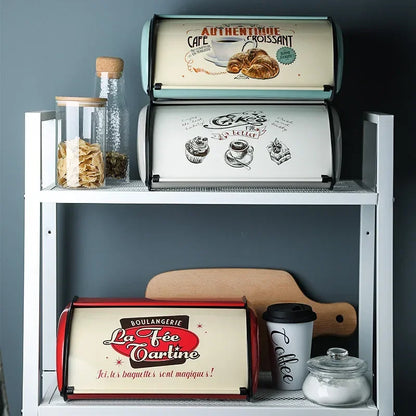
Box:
[25, 110, 393, 207]
[36, 180, 377, 205]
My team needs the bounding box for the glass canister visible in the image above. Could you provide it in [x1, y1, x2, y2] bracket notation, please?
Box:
[95, 56, 130, 184]
[302, 348, 371, 407]
[56, 96, 107, 188]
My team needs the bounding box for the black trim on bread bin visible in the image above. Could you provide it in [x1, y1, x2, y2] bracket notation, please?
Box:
[145, 103, 155, 190]
[62, 296, 78, 401]
[326, 103, 337, 189]
[240, 387, 249, 396]
[323, 84, 335, 102]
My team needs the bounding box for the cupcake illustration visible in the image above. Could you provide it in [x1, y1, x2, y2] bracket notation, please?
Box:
[185, 136, 210, 164]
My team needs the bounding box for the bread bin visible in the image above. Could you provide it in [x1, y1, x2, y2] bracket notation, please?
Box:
[141, 15, 343, 101]
[56, 297, 258, 401]
[137, 102, 341, 189]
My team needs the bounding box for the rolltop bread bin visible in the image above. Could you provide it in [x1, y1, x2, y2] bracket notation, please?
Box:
[137, 103, 341, 189]
[56, 297, 258, 401]
[141, 15, 343, 101]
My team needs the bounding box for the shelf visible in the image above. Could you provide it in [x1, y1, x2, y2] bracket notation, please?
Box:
[39, 375, 377, 416]
[36, 180, 377, 205]
[23, 111, 394, 416]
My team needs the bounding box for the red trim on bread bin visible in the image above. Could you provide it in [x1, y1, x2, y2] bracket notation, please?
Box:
[249, 307, 259, 394]
[56, 304, 70, 392]
[73, 297, 246, 308]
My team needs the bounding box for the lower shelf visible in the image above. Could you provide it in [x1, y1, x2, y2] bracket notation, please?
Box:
[38, 180, 378, 205]
[39, 375, 377, 416]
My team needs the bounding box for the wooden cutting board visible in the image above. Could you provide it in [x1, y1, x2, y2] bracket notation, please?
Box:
[145, 268, 357, 370]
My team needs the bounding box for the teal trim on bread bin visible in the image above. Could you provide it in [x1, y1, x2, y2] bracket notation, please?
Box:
[153, 89, 332, 101]
[141, 20, 150, 94]
[156, 14, 328, 20]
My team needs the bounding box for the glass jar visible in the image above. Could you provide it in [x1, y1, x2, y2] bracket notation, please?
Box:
[95, 56, 130, 184]
[56, 96, 107, 188]
[302, 348, 370, 407]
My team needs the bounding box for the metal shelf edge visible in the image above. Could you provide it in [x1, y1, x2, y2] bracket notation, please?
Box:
[35, 181, 377, 206]
[39, 383, 377, 416]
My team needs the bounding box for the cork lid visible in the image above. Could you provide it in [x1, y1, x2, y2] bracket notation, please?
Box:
[96, 56, 124, 79]
[56, 96, 107, 107]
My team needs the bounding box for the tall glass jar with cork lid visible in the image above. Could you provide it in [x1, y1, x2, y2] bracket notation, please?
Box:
[95, 56, 130, 184]
[55, 96, 107, 188]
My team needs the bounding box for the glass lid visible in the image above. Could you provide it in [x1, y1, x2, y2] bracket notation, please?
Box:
[307, 348, 368, 378]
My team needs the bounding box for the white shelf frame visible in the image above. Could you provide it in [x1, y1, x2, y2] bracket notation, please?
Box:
[22, 111, 394, 415]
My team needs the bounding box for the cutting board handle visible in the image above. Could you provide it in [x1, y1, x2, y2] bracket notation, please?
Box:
[309, 300, 356, 337]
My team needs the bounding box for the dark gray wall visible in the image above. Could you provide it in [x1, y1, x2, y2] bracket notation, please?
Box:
[0, 0, 414, 415]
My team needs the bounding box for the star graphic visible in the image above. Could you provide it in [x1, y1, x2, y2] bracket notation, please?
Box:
[197, 323, 203, 328]
[115, 357, 124, 366]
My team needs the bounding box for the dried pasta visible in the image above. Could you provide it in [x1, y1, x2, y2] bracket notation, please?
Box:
[57, 137, 104, 188]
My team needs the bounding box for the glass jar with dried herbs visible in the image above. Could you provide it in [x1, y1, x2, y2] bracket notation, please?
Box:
[95, 56, 130, 184]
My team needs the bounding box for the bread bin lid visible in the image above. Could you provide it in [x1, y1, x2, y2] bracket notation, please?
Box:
[137, 103, 341, 189]
[141, 15, 343, 101]
[56, 297, 256, 400]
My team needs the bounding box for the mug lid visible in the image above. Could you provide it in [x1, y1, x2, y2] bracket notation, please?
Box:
[307, 348, 368, 378]
[262, 303, 317, 323]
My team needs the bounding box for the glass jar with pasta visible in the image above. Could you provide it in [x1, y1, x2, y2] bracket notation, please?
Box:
[55, 97, 107, 188]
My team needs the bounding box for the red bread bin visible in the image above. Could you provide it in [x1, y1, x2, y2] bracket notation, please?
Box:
[57, 297, 258, 401]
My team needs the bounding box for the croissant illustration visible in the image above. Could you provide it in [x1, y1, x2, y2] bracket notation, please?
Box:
[227, 48, 280, 79]
[226, 52, 247, 74]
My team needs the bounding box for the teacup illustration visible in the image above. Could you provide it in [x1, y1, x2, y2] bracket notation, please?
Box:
[225, 139, 254, 169]
[209, 37, 257, 66]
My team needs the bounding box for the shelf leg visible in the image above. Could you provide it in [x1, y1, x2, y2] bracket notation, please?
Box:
[365, 112, 394, 416]
[23, 111, 47, 415]
[41, 202, 57, 395]
[23, 198, 41, 416]
[359, 205, 375, 381]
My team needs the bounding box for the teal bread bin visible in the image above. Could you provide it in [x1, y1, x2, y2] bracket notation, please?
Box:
[141, 15, 343, 101]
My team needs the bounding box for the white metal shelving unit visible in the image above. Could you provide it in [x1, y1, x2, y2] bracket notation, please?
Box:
[23, 111, 394, 415]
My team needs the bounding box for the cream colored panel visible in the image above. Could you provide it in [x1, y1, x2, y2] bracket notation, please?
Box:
[67, 307, 249, 394]
[151, 104, 332, 183]
[154, 19, 334, 90]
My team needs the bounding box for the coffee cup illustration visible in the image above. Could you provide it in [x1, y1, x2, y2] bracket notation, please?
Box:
[225, 139, 254, 169]
[209, 37, 257, 65]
